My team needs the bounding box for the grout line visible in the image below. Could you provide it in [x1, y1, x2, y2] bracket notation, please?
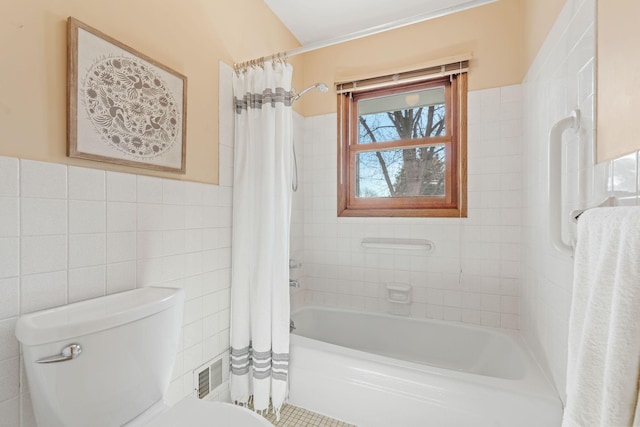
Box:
[247, 402, 356, 427]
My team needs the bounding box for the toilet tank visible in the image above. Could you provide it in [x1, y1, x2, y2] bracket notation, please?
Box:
[15, 287, 185, 427]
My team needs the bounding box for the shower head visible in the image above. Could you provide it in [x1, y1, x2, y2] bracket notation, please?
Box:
[292, 82, 329, 101]
[316, 83, 329, 93]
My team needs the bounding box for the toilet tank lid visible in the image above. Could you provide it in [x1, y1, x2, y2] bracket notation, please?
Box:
[15, 287, 185, 346]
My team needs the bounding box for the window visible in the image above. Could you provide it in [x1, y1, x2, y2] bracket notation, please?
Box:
[337, 73, 467, 217]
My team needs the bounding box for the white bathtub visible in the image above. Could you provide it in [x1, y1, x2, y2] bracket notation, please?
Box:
[288, 307, 562, 427]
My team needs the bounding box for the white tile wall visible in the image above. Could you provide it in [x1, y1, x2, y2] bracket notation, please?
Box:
[519, 0, 638, 404]
[293, 85, 524, 330]
[0, 62, 236, 425]
[0, 155, 234, 423]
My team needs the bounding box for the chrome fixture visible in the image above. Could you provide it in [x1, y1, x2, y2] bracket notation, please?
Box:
[289, 279, 300, 288]
[290, 319, 296, 333]
[292, 82, 329, 102]
[289, 259, 302, 269]
[36, 343, 82, 364]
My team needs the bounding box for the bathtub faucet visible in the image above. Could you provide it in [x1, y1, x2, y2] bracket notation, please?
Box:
[289, 279, 300, 288]
[289, 319, 296, 333]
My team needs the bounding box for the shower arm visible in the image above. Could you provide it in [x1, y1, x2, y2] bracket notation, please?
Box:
[292, 83, 328, 102]
[548, 109, 580, 257]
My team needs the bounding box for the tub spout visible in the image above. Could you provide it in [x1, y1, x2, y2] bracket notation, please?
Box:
[289, 279, 300, 288]
[290, 319, 296, 333]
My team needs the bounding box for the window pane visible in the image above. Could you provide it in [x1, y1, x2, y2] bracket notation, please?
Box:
[358, 87, 446, 144]
[355, 145, 446, 198]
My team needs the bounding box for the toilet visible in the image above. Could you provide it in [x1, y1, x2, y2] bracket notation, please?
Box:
[15, 286, 271, 427]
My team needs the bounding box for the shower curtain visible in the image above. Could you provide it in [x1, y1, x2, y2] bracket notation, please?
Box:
[230, 60, 293, 418]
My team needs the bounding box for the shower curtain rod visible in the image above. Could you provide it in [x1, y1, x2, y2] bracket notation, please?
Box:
[232, 0, 497, 71]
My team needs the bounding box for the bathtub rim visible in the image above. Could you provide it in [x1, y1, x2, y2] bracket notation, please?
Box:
[290, 305, 561, 403]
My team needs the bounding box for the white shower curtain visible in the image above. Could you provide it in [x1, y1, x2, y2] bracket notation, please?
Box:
[230, 61, 293, 418]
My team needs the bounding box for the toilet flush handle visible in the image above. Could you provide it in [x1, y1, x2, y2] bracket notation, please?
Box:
[36, 344, 82, 364]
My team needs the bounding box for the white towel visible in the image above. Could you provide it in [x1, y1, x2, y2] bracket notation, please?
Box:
[562, 207, 640, 427]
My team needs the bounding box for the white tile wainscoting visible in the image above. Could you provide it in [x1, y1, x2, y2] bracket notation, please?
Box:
[0, 157, 234, 425]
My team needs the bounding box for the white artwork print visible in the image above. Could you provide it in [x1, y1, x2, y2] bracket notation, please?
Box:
[75, 28, 184, 169]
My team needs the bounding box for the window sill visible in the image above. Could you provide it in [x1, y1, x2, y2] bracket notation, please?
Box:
[337, 206, 467, 218]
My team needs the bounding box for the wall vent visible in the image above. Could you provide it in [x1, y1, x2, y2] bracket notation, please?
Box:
[193, 356, 224, 399]
[210, 359, 223, 390]
[197, 368, 210, 399]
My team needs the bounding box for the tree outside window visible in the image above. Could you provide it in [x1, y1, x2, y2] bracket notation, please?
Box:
[338, 75, 467, 217]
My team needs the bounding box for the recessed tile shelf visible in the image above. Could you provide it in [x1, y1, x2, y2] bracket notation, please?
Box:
[360, 238, 434, 251]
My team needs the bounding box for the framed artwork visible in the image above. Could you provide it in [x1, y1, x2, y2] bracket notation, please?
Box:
[67, 17, 187, 173]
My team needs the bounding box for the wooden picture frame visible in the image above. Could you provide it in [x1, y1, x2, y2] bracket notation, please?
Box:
[67, 17, 187, 173]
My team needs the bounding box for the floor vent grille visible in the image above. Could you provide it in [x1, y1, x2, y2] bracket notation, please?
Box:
[210, 359, 223, 390]
[197, 368, 209, 399]
[194, 356, 224, 399]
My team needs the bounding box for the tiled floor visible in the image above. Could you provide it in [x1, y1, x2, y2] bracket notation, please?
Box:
[255, 402, 356, 426]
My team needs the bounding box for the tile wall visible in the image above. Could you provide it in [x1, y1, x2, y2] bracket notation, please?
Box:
[520, 0, 640, 402]
[0, 64, 236, 427]
[520, 0, 597, 402]
[292, 85, 524, 330]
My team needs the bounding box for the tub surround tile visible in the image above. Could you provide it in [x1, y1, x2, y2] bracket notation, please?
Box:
[292, 86, 525, 327]
[521, 0, 602, 401]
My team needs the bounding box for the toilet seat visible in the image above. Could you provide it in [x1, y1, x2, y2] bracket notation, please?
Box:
[142, 397, 273, 427]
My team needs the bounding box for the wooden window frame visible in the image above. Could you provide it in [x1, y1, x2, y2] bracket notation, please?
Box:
[337, 74, 467, 217]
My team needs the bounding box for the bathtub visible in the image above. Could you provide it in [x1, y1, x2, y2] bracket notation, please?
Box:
[288, 307, 562, 427]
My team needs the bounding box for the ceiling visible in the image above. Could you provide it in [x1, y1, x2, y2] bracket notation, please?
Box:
[263, 0, 497, 48]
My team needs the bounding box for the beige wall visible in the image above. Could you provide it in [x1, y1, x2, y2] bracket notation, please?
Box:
[522, 0, 567, 71]
[596, 0, 640, 162]
[0, 0, 302, 184]
[298, 0, 525, 117]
